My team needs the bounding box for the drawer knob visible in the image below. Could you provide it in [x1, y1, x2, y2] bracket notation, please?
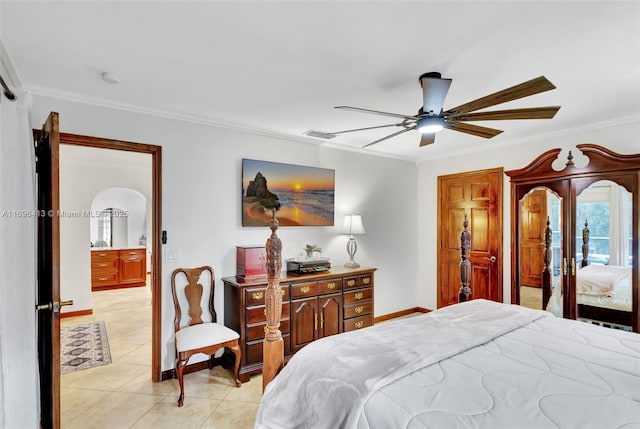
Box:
[301, 286, 310, 293]
[99, 263, 108, 267]
[98, 277, 108, 281]
[363, 278, 370, 285]
[252, 292, 264, 300]
[327, 282, 336, 290]
[354, 292, 363, 300]
[355, 306, 364, 314]
[347, 280, 355, 287]
[355, 321, 364, 329]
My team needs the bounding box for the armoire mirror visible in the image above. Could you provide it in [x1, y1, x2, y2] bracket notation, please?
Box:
[506, 144, 640, 333]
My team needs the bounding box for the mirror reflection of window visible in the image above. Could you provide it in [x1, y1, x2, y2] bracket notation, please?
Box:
[576, 180, 632, 267]
[96, 208, 113, 248]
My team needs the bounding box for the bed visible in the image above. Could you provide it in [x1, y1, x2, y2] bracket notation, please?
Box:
[577, 223, 633, 328]
[255, 211, 640, 428]
[256, 299, 640, 428]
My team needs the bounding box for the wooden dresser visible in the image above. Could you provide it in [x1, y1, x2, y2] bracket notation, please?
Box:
[223, 266, 376, 382]
[91, 248, 147, 290]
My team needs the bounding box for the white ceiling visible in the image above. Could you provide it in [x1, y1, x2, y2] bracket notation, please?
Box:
[2, 1, 639, 161]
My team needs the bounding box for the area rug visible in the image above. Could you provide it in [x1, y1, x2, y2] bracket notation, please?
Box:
[60, 321, 112, 374]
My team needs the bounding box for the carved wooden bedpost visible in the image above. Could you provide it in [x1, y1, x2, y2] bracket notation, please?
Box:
[542, 217, 552, 310]
[262, 208, 284, 391]
[459, 214, 472, 302]
[581, 220, 590, 268]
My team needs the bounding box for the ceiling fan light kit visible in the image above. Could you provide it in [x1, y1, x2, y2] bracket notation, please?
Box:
[331, 73, 560, 148]
[417, 116, 444, 134]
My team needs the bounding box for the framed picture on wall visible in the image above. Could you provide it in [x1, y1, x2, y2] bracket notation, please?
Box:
[241, 159, 335, 227]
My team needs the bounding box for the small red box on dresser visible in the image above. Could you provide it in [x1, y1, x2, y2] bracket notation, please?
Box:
[236, 246, 267, 281]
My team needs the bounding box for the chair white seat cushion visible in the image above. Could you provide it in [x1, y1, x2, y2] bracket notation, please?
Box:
[175, 322, 239, 352]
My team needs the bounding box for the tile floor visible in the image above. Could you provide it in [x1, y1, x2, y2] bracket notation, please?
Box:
[61, 283, 262, 428]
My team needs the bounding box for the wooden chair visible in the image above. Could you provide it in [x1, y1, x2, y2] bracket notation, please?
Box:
[170, 266, 241, 407]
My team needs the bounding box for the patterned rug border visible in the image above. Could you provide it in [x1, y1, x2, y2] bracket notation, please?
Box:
[60, 321, 112, 374]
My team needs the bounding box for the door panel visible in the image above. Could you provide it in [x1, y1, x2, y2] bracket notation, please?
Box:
[438, 168, 503, 307]
[319, 294, 342, 338]
[35, 112, 61, 429]
[520, 189, 547, 288]
[291, 297, 318, 353]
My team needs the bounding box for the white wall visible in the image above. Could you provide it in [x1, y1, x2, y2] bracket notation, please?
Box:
[90, 187, 148, 248]
[417, 120, 640, 310]
[32, 94, 419, 371]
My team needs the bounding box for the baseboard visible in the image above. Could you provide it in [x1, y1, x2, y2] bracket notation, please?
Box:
[161, 356, 227, 381]
[374, 306, 431, 323]
[61, 309, 93, 318]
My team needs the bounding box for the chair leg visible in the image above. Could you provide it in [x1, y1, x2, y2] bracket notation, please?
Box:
[176, 357, 189, 407]
[230, 342, 242, 387]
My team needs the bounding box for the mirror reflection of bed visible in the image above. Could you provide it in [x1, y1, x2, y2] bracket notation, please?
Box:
[576, 180, 633, 330]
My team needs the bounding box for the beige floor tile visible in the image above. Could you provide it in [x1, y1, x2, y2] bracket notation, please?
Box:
[63, 361, 148, 391]
[119, 372, 178, 397]
[60, 283, 267, 428]
[224, 374, 263, 403]
[177, 367, 237, 402]
[202, 400, 260, 429]
[64, 391, 162, 429]
[131, 396, 221, 429]
[118, 342, 152, 365]
[60, 388, 111, 427]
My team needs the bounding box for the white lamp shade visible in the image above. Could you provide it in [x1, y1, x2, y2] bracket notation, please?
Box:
[342, 214, 365, 235]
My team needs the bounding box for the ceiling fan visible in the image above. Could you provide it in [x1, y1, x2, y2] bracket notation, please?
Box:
[329, 72, 560, 148]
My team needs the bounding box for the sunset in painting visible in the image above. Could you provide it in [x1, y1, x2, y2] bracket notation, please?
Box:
[242, 159, 335, 227]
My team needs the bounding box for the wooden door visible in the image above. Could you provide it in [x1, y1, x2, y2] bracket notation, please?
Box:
[520, 189, 547, 288]
[438, 168, 503, 307]
[318, 293, 342, 338]
[34, 112, 62, 429]
[291, 297, 318, 353]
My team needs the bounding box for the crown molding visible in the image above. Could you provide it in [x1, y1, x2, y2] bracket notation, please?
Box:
[417, 114, 640, 164]
[24, 85, 416, 163]
[0, 39, 23, 89]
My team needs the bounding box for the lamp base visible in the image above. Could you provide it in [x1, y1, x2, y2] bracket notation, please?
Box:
[344, 262, 360, 268]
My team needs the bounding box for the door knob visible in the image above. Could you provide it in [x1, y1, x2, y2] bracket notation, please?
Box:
[36, 299, 74, 313]
[484, 256, 497, 263]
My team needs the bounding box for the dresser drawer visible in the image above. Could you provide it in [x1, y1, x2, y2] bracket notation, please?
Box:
[343, 315, 373, 332]
[245, 286, 289, 306]
[246, 318, 290, 342]
[318, 279, 342, 294]
[91, 260, 118, 271]
[343, 301, 373, 319]
[291, 281, 318, 298]
[247, 302, 290, 325]
[91, 272, 118, 286]
[91, 250, 118, 261]
[344, 274, 373, 289]
[120, 249, 145, 260]
[343, 287, 372, 305]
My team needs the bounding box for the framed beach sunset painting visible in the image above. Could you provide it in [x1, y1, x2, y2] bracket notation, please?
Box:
[241, 159, 335, 227]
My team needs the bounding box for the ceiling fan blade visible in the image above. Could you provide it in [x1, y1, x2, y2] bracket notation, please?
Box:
[446, 76, 556, 116]
[451, 106, 561, 121]
[335, 106, 417, 120]
[330, 122, 405, 135]
[445, 122, 503, 139]
[362, 126, 416, 148]
[420, 74, 452, 115]
[419, 133, 436, 147]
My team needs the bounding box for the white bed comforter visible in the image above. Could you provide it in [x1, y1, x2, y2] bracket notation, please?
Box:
[255, 300, 548, 429]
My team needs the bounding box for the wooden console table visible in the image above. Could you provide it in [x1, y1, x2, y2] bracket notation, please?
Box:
[222, 266, 376, 382]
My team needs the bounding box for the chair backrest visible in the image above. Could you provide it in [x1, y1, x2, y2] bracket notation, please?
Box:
[170, 266, 217, 333]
